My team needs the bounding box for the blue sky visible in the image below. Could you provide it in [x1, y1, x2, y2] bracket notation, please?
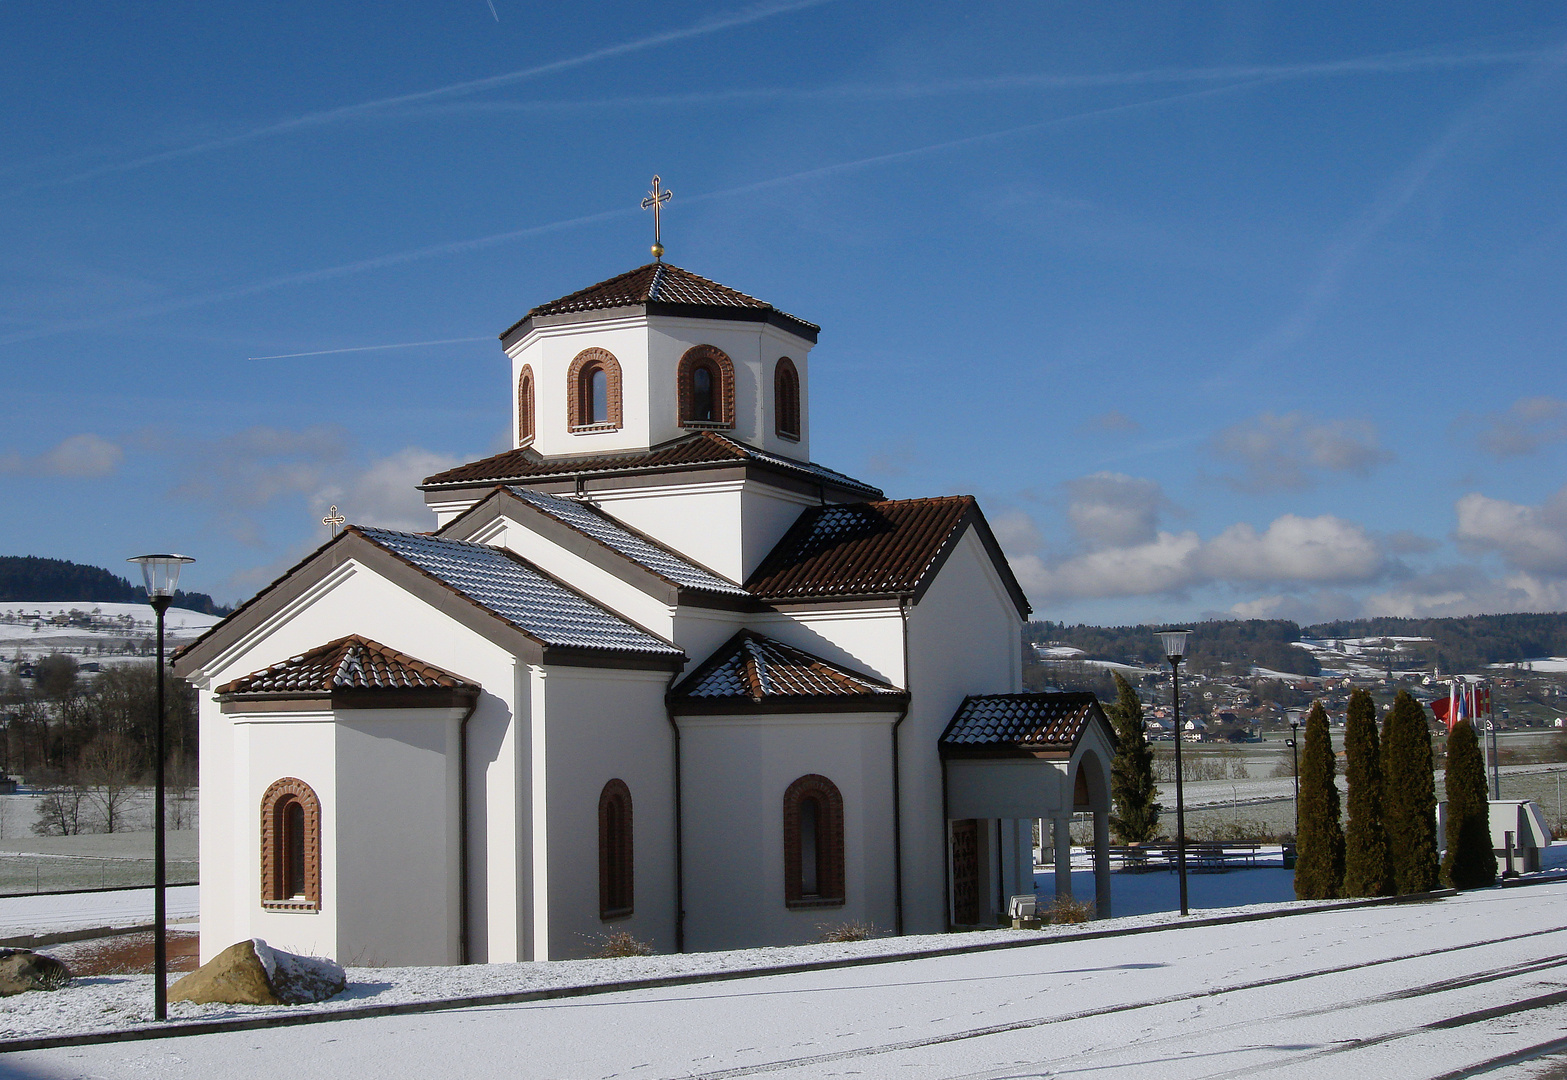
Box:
[2, 2, 1565, 625]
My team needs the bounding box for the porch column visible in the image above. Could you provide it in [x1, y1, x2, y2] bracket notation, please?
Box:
[1093, 807, 1111, 918]
[1052, 815, 1073, 901]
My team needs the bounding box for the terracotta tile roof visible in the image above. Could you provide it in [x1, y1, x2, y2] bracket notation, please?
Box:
[421, 431, 881, 498]
[940, 692, 1105, 750]
[217, 635, 475, 697]
[670, 630, 906, 708]
[745, 496, 977, 601]
[501, 262, 819, 343]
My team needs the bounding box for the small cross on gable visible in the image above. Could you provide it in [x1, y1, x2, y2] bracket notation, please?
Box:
[322, 506, 346, 537]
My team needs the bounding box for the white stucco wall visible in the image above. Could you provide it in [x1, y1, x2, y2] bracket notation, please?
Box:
[333, 709, 465, 967]
[677, 711, 897, 953]
[531, 666, 678, 960]
[900, 529, 1026, 935]
[189, 559, 521, 965]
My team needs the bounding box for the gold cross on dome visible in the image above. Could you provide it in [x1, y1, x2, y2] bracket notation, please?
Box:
[322, 506, 345, 537]
[641, 175, 672, 260]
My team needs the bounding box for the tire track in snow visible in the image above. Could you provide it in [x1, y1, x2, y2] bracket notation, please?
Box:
[665, 924, 1567, 1080]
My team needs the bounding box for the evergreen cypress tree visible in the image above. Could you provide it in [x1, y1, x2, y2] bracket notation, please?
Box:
[1342, 688, 1393, 897]
[1106, 672, 1161, 843]
[1294, 701, 1345, 900]
[1381, 690, 1440, 894]
[1442, 719, 1497, 889]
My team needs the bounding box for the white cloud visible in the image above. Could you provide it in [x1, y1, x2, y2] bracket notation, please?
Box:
[316, 447, 461, 533]
[1208, 411, 1393, 492]
[1064, 472, 1168, 549]
[1002, 472, 1395, 605]
[1193, 514, 1388, 583]
[1454, 486, 1567, 577]
[1473, 396, 1567, 458]
[0, 433, 123, 478]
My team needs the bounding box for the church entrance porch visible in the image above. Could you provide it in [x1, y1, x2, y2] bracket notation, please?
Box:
[938, 692, 1118, 925]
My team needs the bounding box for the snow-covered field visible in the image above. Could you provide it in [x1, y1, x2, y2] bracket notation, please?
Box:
[7, 882, 1567, 1078]
[0, 884, 198, 940]
[0, 602, 220, 658]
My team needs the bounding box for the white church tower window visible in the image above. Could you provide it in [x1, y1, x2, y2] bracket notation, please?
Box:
[568, 348, 622, 432]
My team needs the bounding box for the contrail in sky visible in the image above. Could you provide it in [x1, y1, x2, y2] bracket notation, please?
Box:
[248, 337, 491, 360]
[0, 78, 1276, 349]
[56, 0, 836, 184]
[389, 45, 1549, 119]
[484, 0, 500, 23]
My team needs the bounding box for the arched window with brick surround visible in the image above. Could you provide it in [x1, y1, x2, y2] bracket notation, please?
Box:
[567, 348, 622, 432]
[783, 774, 844, 908]
[678, 345, 734, 429]
[517, 364, 535, 446]
[261, 777, 321, 910]
[774, 357, 800, 441]
[598, 779, 634, 919]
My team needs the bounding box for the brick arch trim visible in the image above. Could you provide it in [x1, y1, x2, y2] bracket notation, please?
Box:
[567, 348, 623, 432]
[774, 356, 800, 441]
[517, 364, 535, 446]
[782, 773, 845, 908]
[678, 345, 735, 429]
[260, 777, 321, 910]
[598, 778, 634, 919]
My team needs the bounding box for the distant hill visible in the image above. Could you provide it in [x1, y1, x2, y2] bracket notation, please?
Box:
[1304, 613, 1567, 673]
[1026, 619, 1322, 676]
[0, 555, 230, 615]
[1025, 612, 1567, 678]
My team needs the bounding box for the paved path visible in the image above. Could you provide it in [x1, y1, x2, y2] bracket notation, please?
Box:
[9, 884, 1567, 1079]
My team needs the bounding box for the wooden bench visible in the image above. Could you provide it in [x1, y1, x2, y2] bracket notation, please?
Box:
[1107, 842, 1264, 873]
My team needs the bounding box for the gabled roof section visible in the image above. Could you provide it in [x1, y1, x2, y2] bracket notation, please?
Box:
[420, 431, 881, 499]
[669, 630, 906, 714]
[503, 487, 748, 597]
[216, 635, 476, 698]
[745, 496, 1031, 617]
[357, 527, 682, 659]
[941, 692, 1108, 754]
[500, 262, 819, 346]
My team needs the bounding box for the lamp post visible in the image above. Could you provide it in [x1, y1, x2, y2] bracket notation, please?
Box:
[1287, 719, 1300, 832]
[128, 554, 193, 1022]
[1160, 630, 1192, 916]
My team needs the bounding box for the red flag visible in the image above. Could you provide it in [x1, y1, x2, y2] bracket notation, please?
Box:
[1431, 697, 1451, 724]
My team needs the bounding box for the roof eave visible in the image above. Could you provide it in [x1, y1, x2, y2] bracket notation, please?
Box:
[500, 302, 819, 351]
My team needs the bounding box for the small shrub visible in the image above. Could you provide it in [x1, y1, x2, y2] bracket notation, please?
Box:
[1044, 897, 1094, 924]
[815, 921, 876, 943]
[595, 931, 653, 958]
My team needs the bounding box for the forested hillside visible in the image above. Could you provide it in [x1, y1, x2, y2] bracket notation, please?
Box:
[1304, 614, 1567, 673]
[0, 555, 229, 615]
[1026, 619, 1322, 676]
[1026, 612, 1567, 676]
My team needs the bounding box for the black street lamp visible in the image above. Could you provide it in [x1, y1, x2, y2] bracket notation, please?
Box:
[128, 553, 193, 1022]
[1160, 629, 1192, 916]
[1287, 719, 1300, 833]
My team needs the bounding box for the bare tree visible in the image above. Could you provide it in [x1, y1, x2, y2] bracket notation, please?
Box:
[33, 787, 87, 836]
[79, 734, 142, 833]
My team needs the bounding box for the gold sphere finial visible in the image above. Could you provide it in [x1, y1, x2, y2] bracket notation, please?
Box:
[651, 241, 664, 260]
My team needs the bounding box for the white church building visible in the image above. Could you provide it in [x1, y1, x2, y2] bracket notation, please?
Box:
[174, 259, 1116, 966]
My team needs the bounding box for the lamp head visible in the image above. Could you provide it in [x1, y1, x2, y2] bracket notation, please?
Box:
[128, 554, 195, 601]
[1158, 629, 1192, 665]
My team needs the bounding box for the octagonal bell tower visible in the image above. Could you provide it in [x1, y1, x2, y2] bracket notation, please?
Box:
[499, 262, 817, 462]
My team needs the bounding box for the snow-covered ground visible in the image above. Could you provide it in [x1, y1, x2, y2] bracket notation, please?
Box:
[8, 881, 1567, 1078]
[0, 884, 198, 939]
[0, 602, 220, 658]
[1491, 657, 1567, 674]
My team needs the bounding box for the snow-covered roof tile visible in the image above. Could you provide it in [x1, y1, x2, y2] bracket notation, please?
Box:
[357, 527, 681, 657]
[506, 487, 748, 596]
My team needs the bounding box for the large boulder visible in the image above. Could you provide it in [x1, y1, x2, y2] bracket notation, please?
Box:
[169, 939, 345, 1006]
[0, 949, 71, 996]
